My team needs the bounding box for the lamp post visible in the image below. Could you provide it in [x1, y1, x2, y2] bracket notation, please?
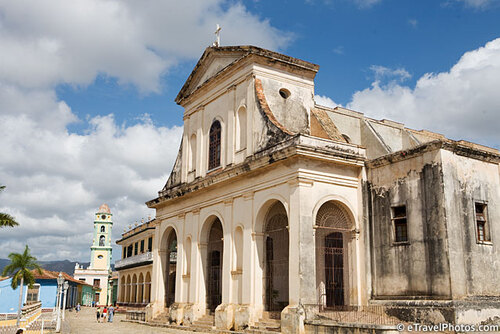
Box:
[55, 273, 64, 333]
[62, 281, 69, 320]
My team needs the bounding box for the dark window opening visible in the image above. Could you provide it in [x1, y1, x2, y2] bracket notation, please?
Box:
[26, 285, 40, 304]
[99, 235, 105, 247]
[100, 225, 105, 233]
[475, 203, 490, 242]
[93, 279, 100, 288]
[208, 121, 221, 170]
[127, 245, 133, 257]
[392, 205, 408, 243]
[148, 237, 153, 252]
[134, 242, 139, 256]
[123, 247, 126, 258]
[140, 240, 145, 253]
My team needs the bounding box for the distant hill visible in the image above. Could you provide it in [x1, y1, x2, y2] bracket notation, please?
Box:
[0, 259, 114, 276]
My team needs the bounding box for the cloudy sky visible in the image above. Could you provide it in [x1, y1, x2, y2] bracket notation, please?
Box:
[0, 0, 499, 262]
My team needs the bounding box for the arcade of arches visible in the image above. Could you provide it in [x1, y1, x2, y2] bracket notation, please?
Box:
[118, 270, 152, 305]
[150, 192, 363, 331]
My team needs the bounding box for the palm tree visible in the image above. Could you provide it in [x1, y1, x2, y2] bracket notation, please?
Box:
[2, 245, 42, 327]
[0, 185, 19, 227]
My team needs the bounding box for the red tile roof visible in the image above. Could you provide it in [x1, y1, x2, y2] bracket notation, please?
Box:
[32, 269, 93, 287]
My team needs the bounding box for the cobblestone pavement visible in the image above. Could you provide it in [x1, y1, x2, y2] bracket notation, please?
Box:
[62, 307, 198, 334]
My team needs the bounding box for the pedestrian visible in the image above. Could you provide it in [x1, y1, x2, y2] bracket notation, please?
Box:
[96, 307, 101, 323]
[76, 303, 81, 316]
[102, 306, 107, 323]
[108, 305, 114, 323]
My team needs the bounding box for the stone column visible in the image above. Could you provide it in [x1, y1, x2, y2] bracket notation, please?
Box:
[282, 178, 315, 334]
[215, 198, 236, 330]
[234, 191, 256, 330]
[151, 226, 165, 316]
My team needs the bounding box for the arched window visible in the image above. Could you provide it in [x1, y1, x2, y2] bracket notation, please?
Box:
[99, 235, 105, 246]
[100, 226, 105, 233]
[189, 134, 197, 172]
[236, 107, 247, 151]
[208, 121, 221, 170]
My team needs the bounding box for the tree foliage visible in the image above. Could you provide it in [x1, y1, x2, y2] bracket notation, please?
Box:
[2, 245, 42, 289]
[0, 185, 19, 228]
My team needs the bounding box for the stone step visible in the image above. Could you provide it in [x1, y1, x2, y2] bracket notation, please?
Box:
[193, 320, 215, 326]
[245, 328, 281, 334]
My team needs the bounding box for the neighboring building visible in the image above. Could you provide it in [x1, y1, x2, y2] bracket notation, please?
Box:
[74, 203, 113, 306]
[144, 45, 500, 332]
[110, 273, 118, 306]
[0, 277, 20, 314]
[0, 270, 90, 313]
[115, 218, 156, 309]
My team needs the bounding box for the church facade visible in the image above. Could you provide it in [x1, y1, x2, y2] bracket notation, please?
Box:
[74, 204, 114, 306]
[145, 46, 500, 332]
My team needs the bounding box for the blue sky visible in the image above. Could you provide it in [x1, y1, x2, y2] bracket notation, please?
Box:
[0, 0, 499, 262]
[58, 0, 500, 132]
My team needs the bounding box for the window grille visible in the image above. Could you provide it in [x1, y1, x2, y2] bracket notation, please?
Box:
[209, 121, 221, 170]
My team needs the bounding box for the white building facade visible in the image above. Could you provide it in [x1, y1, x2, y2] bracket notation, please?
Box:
[146, 46, 500, 333]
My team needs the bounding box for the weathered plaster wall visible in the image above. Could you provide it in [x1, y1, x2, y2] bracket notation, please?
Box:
[440, 150, 500, 298]
[324, 107, 362, 144]
[367, 149, 452, 298]
[258, 74, 313, 135]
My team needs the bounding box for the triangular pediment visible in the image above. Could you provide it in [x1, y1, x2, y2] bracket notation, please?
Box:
[175, 46, 320, 105]
[175, 48, 247, 105]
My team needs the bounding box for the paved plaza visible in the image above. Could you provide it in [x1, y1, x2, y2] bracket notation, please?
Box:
[62, 307, 200, 334]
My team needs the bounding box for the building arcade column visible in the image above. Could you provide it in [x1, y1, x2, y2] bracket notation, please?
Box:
[215, 198, 236, 330]
[282, 178, 315, 334]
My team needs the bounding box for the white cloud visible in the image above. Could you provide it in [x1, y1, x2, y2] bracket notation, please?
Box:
[315, 95, 339, 108]
[0, 106, 183, 260]
[408, 19, 418, 28]
[456, 0, 498, 9]
[0, 0, 291, 93]
[0, 0, 289, 261]
[333, 46, 345, 55]
[353, 0, 382, 8]
[369, 65, 412, 83]
[347, 38, 500, 147]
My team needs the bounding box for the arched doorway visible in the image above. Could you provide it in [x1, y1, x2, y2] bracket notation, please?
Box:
[263, 202, 289, 313]
[164, 230, 177, 307]
[315, 201, 353, 309]
[206, 218, 223, 313]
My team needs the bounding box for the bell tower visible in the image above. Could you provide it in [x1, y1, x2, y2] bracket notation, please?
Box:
[90, 203, 113, 270]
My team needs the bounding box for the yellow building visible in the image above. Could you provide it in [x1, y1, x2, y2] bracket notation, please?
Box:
[74, 203, 113, 306]
[115, 219, 156, 312]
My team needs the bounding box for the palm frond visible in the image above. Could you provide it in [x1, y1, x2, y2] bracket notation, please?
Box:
[0, 213, 19, 227]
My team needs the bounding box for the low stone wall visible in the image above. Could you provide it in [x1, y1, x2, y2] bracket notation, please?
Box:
[371, 298, 500, 326]
[305, 321, 399, 334]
